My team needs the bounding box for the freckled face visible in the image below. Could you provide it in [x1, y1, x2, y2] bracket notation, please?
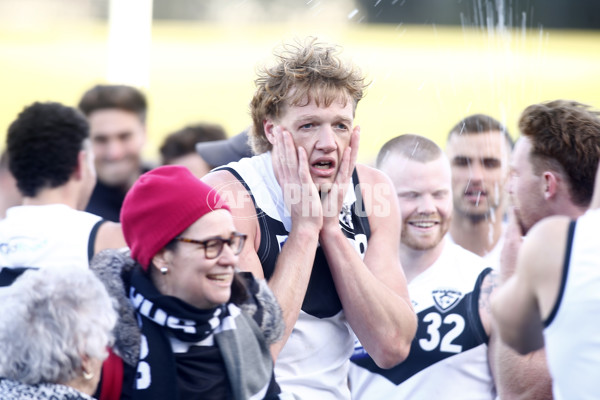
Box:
[273, 97, 354, 190]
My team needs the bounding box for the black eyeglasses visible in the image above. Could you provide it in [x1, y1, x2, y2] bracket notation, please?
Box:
[175, 232, 247, 259]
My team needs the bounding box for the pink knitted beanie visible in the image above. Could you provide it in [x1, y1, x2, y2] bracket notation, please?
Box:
[120, 165, 230, 269]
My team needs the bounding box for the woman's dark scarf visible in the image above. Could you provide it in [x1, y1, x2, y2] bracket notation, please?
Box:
[91, 249, 283, 400]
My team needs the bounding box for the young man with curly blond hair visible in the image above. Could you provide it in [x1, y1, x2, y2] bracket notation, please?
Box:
[202, 38, 416, 399]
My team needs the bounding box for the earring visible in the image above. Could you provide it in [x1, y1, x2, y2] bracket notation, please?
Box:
[82, 369, 94, 381]
[160, 267, 168, 275]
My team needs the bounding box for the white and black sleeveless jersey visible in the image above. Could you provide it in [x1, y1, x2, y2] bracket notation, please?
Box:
[0, 204, 103, 269]
[220, 152, 370, 400]
[543, 209, 600, 400]
[349, 241, 495, 400]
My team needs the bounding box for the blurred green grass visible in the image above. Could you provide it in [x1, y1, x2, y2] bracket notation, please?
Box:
[1, 21, 599, 164]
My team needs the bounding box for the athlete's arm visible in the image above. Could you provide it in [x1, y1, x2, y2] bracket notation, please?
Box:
[320, 165, 416, 368]
[483, 271, 554, 400]
[491, 216, 569, 354]
[94, 221, 127, 254]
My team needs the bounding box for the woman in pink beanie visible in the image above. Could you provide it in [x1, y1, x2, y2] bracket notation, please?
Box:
[89, 165, 285, 400]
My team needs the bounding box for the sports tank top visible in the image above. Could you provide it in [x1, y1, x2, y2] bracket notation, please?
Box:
[543, 209, 600, 400]
[0, 204, 103, 269]
[220, 152, 371, 400]
[350, 241, 495, 399]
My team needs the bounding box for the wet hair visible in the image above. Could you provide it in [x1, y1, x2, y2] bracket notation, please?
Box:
[160, 123, 227, 165]
[78, 84, 148, 123]
[6, 102, 89, 197]
[519, 99, 600, 207]
[376, 134, 443, 168]
[447, 113, 514, 149]
[250, 37, 368, 154]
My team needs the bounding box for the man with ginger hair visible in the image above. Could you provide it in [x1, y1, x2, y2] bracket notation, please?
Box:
[492, 160, 600, 400]
[492, 99, 600, 400]
[202, 38, 416, 399]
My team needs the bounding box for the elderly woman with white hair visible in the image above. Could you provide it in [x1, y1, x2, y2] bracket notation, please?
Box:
[0, 266, 117, 399]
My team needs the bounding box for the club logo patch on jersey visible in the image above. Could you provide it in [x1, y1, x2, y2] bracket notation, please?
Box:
[339, 203, 354, 231]
[276, 235, 288, 251]
[432, 288, 462, 312]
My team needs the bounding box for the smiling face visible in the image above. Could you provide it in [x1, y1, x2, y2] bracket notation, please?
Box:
[88, 108, 146, 188]
[155, 209, 239, 309]
[446, 131, 510, 221]
[382, 154, 452, 251]
[268, 94, 354, 191]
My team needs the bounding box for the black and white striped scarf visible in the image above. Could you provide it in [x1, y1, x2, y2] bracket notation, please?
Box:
[129, 267, 278, 400]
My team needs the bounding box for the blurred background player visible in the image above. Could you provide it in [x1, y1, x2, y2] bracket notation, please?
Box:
[195, 128, 254, 172]
[78, 84, 151, 222]
[159, 122, 227, 178]
[445, 114, 513, 268]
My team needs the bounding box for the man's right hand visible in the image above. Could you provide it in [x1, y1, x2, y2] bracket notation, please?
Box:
[499, 206, 524, 282]
[271, 127, 323, 233]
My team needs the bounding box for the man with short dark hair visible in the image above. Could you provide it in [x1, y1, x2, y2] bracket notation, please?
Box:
[0, 102, 125, 273]
[78, 84, 150, 221]
[445, 114, 513, 267]
[194, 128, 254, 171]
[160, 122, 227, 178]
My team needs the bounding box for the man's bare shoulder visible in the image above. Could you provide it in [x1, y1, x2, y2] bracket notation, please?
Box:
[522, 216, 571, 278]
[95, 221, 126, 254]
[520, 215, 571, 320]
[353, 163, 401, 245]
[202, 169, 240, 187]
[202, 169, 259, 227]
[355, 163, 390, 184]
